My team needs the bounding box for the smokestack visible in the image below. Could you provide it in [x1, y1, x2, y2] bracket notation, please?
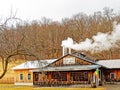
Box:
[68, 48, 71, 54]
[62, 46, 66, 56]
[62, 46, 72, 56]
[61, 37, 73, 56]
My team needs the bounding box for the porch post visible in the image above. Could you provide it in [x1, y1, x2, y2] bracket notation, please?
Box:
[67, 72, 70, 81]
[48, 72, 52, 80]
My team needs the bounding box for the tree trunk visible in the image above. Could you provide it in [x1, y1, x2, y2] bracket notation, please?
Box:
[0, 58, 8, 79]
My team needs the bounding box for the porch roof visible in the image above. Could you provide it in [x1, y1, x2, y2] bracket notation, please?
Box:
[32, 65, 101, 72]
[96, 59, 120, 69]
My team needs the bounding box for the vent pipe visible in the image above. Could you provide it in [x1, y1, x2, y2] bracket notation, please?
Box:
[62, 46, 67, 56]
[62, 46, 72, 56]
[68, 48, 71, 54]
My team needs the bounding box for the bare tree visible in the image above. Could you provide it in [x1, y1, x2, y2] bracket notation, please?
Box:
[0, 15, 40, 79]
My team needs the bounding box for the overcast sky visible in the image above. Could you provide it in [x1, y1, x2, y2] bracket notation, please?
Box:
[0, 0, 120, 21]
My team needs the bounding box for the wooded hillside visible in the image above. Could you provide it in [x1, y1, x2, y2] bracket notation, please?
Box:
[1, 7, 120, 61]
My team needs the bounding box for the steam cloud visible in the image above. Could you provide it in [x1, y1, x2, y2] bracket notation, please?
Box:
[61, 22, 120, 53]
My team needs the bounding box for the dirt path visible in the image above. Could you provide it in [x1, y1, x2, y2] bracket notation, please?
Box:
[103, 85, 120, 90]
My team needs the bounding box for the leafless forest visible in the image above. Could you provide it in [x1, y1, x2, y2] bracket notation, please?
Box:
[1, 8, 120, 60]
[1, 7, 120, 78]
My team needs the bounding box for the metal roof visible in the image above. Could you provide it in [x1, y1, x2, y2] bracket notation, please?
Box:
[96, 59, 120, 69]
[12, 52, 98, 70]
[32, 65, 101, 72]
[12, 59, 57, 70]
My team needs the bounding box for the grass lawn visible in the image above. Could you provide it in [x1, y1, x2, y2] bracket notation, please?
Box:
[0, 84, 106, 90]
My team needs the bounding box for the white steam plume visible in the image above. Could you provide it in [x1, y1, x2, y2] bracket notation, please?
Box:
[61, 22, 120, 53]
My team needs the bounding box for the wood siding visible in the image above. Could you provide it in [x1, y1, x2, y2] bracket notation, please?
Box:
[33, 55, 96, 86]
[33, 71, 94, 86]
[49, 55, 92, 67]
[105, 69, 120, 82]
[14, 69, 33, 83]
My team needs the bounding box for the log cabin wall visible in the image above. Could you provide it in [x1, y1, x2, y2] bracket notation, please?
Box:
[33, 70, 95, 86]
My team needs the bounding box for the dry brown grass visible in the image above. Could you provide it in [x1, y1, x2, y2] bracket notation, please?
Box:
[0, 59, 25, 84]
[0, 84, 106, 90]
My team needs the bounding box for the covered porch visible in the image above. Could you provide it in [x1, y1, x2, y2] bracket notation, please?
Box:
[32, 65, 104, 86]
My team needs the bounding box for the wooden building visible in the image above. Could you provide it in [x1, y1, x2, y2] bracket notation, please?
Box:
[12, 52, 105, 86]
[12, 52, 120, 86]
[97, 60, 120, 82]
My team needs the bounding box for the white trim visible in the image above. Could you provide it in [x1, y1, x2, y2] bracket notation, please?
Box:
[110, 73, 116, 79]
[14, 82, 33, 86]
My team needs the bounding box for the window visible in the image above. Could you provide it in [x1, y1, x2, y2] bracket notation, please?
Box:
[52, 72, 67, 81]
[28, 74, 31, 80]
[110, 73, 116, 80]
[20, 74, 23, 80]
[34, 73, 39, 81]
[70, 71, 88, 81]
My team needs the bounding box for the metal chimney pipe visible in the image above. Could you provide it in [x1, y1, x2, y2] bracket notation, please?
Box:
[62, 47, 72, 56]
[68, 48, 71, 54]
[62, 46, 65, 56]
[62, 46, 67, 56]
